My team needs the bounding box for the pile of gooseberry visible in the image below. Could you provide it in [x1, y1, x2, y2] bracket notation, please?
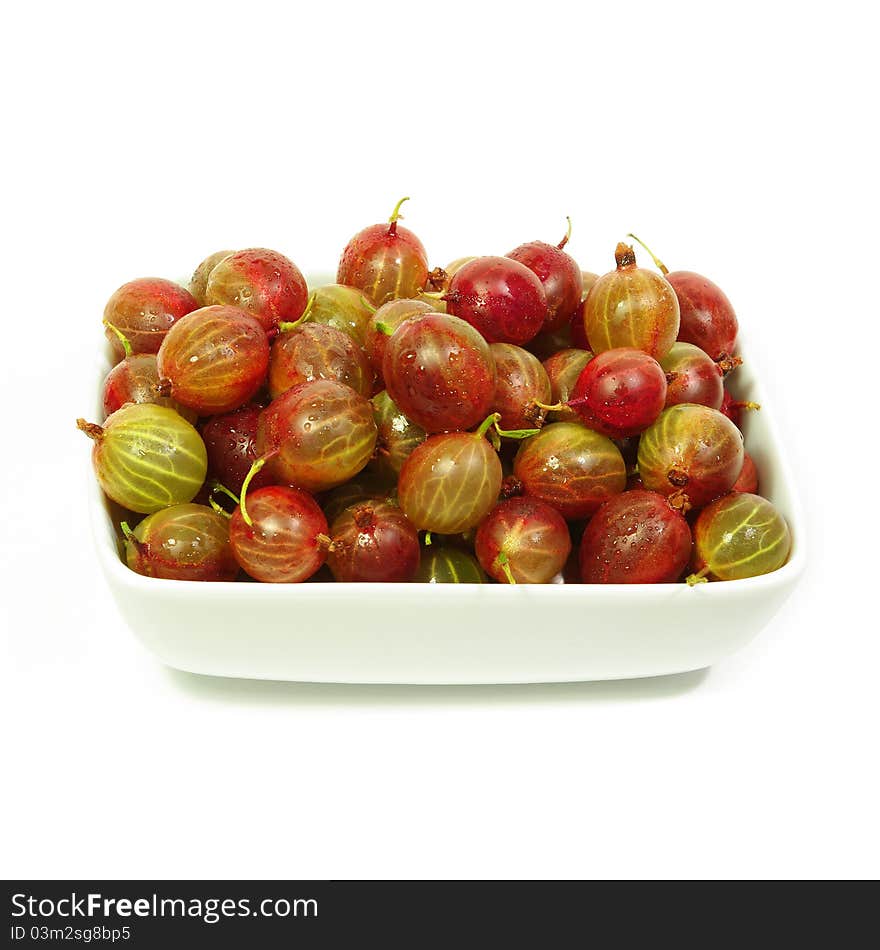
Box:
[80, 201, 792, 586]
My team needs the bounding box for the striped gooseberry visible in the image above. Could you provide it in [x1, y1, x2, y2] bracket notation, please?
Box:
[582, 243, 679, 359]
[256, 379, 377, 492]
[637, 404, 744, 509]
[304, 284, 376, 347]
[205, 248, 308, 334]
[398, 415, 513, 534]
[578, 490, 692, 584]
[122, 504, 238, 581]
[382, 312, 496, 434]
[326, 501, 420, 583]
[513, 421, 626, 520]
[489, 343, 552, 431]
[444, 256, 547, 345]
[507, 218, 583, 332]
[156, 306, 270, 415]
[689, 492, 791, 583]
[77, 403, 207, 514]
[103, 278, 198, 362]
[337, 197, 430, 306]
[475, 495, 571, 584]
[414, 547, 487, 583]
[660, 342, 724, 409]
[269, 322, 372, 399]
[189, 250, 234, 305]
[101, 352, 196, 423]
[229, 478, 330, 584]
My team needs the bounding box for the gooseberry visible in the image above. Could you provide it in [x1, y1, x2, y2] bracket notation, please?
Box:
[579, 490, 692, 584]
[101, 352, 196, 422]
[382, 312, 496, 433]
[637, 404, 744, 508]
[364, 297, 434, 374]
[77, 403, 207, 514]
[304, 284, 376, 347]
[123, 504, 238, 581]
[444, 256, 547, 345]
[337, 197, 430, 306]
[660, 341, 724, 409]
[690, 492, 791, 583]
[513, 422, 626, 519]
[103, 278, 198, 361]
[327, 501, 420, 582]
[507, 218, 583, 332]
[489, 343, 552, 431]
[256, 379, 377, 492]
[156, 306, 270, 415]
[205, 248, 308, 334]
[542, 349, 593, 422]
[582, 243, 679, 359]
[370, 390, 427, 477]
[475, 496, 571, 584]
[201, 404, 272, 496]
[414, 547, 487, 583]
[269, 322, 372, 399]
[189, 250, 234, 305]
[732, 452, 759, 493]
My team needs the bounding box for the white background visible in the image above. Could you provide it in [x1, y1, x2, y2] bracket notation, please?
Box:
[2, 0, 878, 880]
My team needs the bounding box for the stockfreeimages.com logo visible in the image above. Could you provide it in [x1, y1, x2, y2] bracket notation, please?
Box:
[11, 892, 318, 925]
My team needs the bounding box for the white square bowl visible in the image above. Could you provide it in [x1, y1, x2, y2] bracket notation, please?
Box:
[88, 297, 805, 684]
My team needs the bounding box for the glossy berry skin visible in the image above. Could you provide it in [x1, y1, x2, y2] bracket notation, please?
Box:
[365, 298, 434, 375]
[513, 422, 626, 520]
[78, 403, 207, 514]
[445, 256, 547, 345]
[527, 322, 574, 361]
[414, 547, 487, 583]
[125, 504, 238, 581]
[103, 278, 198, 362]
[101, 353, 196, 422]
[668, 271, 738, 360]
[157, 306, 270, 415]
[398, 432, 503, 534]
[507, 240, 583, 332]
[566, 347, 667, 438]
[382, 313, 496, 434]
[660, 342, 723, 409]
[205, 248, 308, 334]
[579, 490, 692, 584]
[189, 250, 233, 305]
[489, 343, 552, 431]
[269, 323, 372, 399]
[542, 349, 593, 422]
[732, 452, 759, 494]
[370, 390, 426, 477]
[201, 405, 272, 496]
[638, 404, 744, 508]
[693, 492, 791, 581]
[337, 218, 429, 307]
[321, 471, 396, 525]
[306, 284, 376, 347]
[327, 501, 420, 582]
[229, 486, 328, 583]
[583, 244, 680, 359]
[475, 496, 571, 584]
[256, 379, 377, 492]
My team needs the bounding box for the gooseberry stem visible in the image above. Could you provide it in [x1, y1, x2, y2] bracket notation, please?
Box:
[533, 400, 564, 413]
[615, 242, 638, 269]
[239, 452, 277, 527]
[374, 320, 395, 336]
[424, 531, 433, 546]
[278, 291, 315, 333]
[716, 354, 743, 376]
[76, 418, 104, 441]
[103, 321, 132, 358]
[210, 481, 240, 505]
[209, 496, 231, 518]
[120, 521, 135, 541]
[476, 412, 501, 439]
[316, 533, 337, 553]
[686, 568, 709, 587]
[427, 267, 448, 290]
[475, 412, 541, 447]
[626, 233, 669, 275]
[495, 422, 542, 439]
[388, 196, 410, 235]
[557, 216, 573, 250]
[496, 551, 517, 585]
[733, 400, 761, 413]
